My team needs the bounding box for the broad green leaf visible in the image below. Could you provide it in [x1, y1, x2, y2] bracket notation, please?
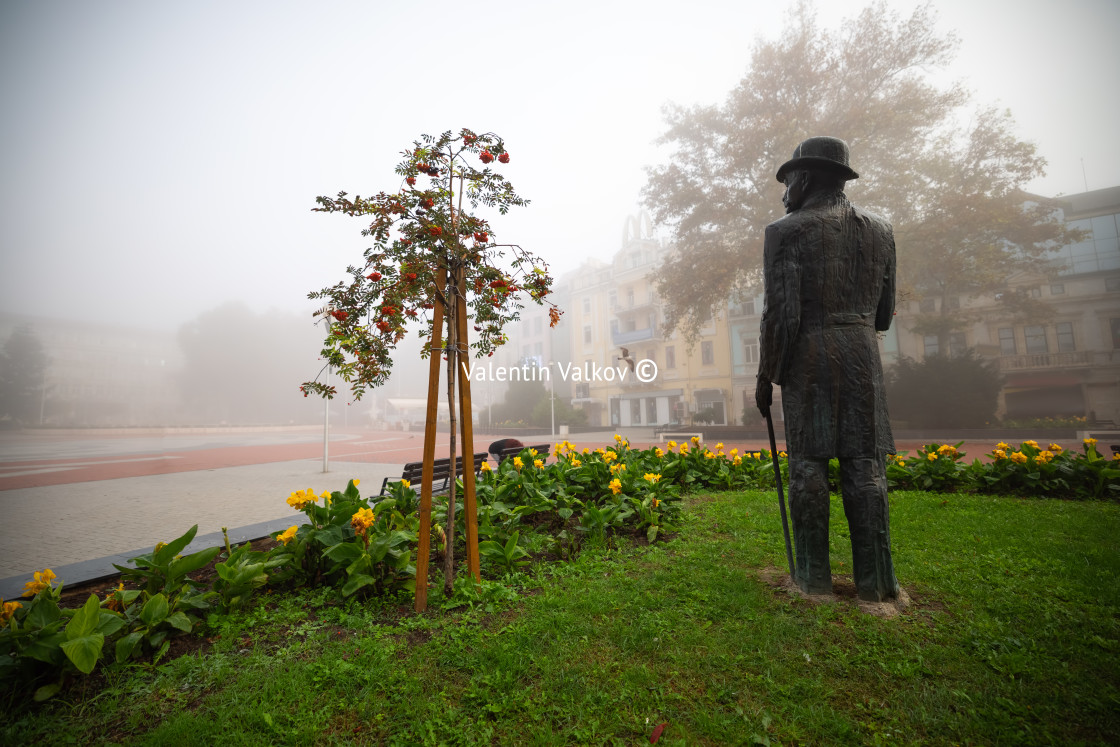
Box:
[325, 542, 363, 563]
[140, 594, 169, 626]
[164, 611, 194, 633]
[154, 525, 199, 566]
[168, 545, 221, 583]
[60, 632, 104, 674]
[33, 683, 61, 701]
[341, 573, 375, 597]
[27, 597, 61, 628]
[115, 631, 143, 662]
[65, 594, 102, 640]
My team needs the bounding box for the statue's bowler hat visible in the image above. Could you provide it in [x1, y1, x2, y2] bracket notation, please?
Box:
[775, 136, 859, 182]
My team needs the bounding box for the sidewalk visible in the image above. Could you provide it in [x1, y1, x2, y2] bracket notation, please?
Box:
[0, 459, 403, 599]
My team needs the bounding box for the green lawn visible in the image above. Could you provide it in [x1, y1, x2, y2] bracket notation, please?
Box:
[4, 490, 1119, 745]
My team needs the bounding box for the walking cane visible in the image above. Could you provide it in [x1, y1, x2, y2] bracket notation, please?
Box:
[765, 409, 796, 580]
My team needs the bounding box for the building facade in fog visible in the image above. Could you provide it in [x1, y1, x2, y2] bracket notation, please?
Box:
[0, 313, 182, 427]
[889, 185, 1120, 423]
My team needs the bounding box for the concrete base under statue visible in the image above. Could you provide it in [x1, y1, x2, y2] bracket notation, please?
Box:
[759, 568, 911, 618]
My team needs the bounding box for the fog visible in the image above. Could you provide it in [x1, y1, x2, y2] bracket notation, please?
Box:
[1, 0, 1118, 427]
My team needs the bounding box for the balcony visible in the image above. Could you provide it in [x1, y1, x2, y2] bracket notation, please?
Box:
[611, 327, 659, 346]
[998, 350, 1113, 371]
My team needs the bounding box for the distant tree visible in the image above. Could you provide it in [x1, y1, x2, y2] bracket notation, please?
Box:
[492, 368, 548, 425]
[642, 1, 1080, 349]
[885, 350, 1002, 429]
[0, 325, 49, 424]
[530, 395, 588, 430]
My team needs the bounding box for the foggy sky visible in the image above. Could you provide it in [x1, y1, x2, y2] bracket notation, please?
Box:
[2, 0, 1118, 333]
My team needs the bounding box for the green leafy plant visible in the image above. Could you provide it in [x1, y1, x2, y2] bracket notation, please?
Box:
[478, 530, 531, 574]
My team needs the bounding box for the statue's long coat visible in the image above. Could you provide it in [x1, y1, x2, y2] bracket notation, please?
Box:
[758, 192, 896, 458]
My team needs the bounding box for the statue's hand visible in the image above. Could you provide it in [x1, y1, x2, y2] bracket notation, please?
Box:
[755, 376, 773, 416]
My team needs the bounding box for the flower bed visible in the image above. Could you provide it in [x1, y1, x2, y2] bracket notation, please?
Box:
[2, 437, 1116, 701]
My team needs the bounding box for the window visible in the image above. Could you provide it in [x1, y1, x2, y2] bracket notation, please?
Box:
[701, 341, 714, 366]
[923, 335, 939, 357]
[608, 290, 617, 309]
[1025, 325, 1048, 354]
[1056, 322, 1075, 352]
[742, 337, 759, 364]
[1030, 287, 1042, 298]
[919, 298, 936, 313]
[574, 382, 590, 398]
[626, 288, 634, 307]
[665, 346, 676, 369]
[1050, 283, 1065, 295]
[630, 399, 642, 424]
[646, 398, 657, 423]
[998, 327, 1016, 356]
[948, 332, 966, 358]
[582, 296, 591, 314]
[583, 326, 592, 345]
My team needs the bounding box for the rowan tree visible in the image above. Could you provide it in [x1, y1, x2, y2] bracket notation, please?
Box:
[642, 0, 1080, 349]
[304, 129, 560, 594]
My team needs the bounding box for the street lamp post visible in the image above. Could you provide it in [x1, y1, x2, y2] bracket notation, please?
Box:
[549, 360, 555, 438]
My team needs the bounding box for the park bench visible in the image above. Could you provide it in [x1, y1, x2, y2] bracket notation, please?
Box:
[379, 452, 489, 496]
[496, 443, 551, 462]
[657, 431, 703, 444]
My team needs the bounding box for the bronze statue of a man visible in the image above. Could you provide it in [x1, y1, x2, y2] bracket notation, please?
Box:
[755, 136, 899, 602]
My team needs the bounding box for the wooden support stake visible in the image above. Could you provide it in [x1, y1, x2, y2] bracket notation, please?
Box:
[454, 265, 481, 583]
[414, 267, 447, 612]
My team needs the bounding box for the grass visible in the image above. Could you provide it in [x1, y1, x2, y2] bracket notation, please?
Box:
[3, 489, 1119, 745]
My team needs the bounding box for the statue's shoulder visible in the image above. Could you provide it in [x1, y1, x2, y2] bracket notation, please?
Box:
[766, 210, 813, 235]
[849, 203, 894, 233]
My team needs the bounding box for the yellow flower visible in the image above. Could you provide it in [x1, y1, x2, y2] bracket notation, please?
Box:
[530, 448, 539, 457]
[513, 457, 523, 470]
[614, 434, 623, 443]
[154, 541, 167, 553]
[401, 480, 411, 489]
[353, 479, 361, 486]
[996, 442, 1010, 451]
[927, 452, 938, 462]
[1037, 450, 1054, 464]
[1112, 452, 1120, 461]
[1023, 440, 1040, 449]
[1085, 437, 1098, 446]
[654, 447, 664, 458]
[603, 451, 617, 463]
[667, 440, 677, 450]
[680, 444, 690, 454]
[583, 448, 590, 455]
[534, 459, 544, 469]
[351, 507, 376, 535]
[644, 473, 661, 483]
[287, 488, 318, 510]
[992, 449, 1007, 460]
[278, 525, 299, 545]
[21, 568, 57, 598]
[730, 448, 739, 457]
[895, 457, 906, 466]
[1048, 443, 1063, 453]
[609, 478, 622, 495]
[691, 436, 700, 446]
[779, 451, 787, 458]
[1010, 451, 1028, 464]
[103, 582, 126, 611]
[715, 442, 724, 451]
[937, 444, 958, 457]
[480, 461, 492, 472]
[570, 458, 582, 468]
[651, 498, 661, 509]
[733, 455, 743, 466]
[2, 599, 23, 625]
[704, 451, 717, 459]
